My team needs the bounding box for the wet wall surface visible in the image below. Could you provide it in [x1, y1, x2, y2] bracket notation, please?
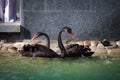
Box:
[21, 0, 120, 40]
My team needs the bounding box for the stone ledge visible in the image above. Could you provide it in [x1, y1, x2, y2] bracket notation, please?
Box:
[0, 40, 120, 57]
[0, 22, 21, 33]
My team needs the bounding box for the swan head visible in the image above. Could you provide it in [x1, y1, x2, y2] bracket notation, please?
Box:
[31, 32, 41, 40]
[62, 26, 73, 37]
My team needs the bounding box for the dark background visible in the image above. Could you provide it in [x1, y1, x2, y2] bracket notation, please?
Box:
[2, 0, 120, 41]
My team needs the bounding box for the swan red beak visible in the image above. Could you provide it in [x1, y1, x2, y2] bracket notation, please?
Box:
[69, 31, 73, 37]
[31, 33, 37, 40]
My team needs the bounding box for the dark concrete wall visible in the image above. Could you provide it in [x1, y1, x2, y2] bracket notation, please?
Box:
[21, 0, 120, 40]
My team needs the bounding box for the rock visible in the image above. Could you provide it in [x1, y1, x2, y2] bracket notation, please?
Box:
[54, 47, 60, 54]
[2, 43, 13, 47]
[107, 48, 120, 55]
[97, 43, 105, 49]
[66, 39, 76, 44]
[23, 39, 41, 45]
[90, 41, 99, 47]
[110, 41, 118, 47]
[90, 46, 97, 52]
[17, 47, 23, 52]
[95, 48, 107, 54]
[101, 39, 110, 46]
[50, 41, 58, 49]
[76, 41, 84, 45]
[83, 41, 91, 46]
[116, 41, 120, 47]
[1, 46, 8, 51]
[51, 40, 57, 46]
[0, 44, 2, 50]
[8, 46, 17, 54]
[13, 42, 24, 48]
[105, 41, 118, 49]
[13, 42, 25, 51]
[39, 40, 47, 46]
[1, 43, 13, 51]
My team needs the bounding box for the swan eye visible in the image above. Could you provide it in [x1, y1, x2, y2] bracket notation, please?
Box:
[67, 29, 72, 33]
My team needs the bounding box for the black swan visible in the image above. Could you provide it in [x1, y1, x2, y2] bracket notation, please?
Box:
[20, 32, 60, 58]
[65, 43, 94, 57]
[20, 27, 94, 58]
[58, 27, 94, 57]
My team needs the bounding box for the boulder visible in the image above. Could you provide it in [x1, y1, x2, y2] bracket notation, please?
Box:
[8, 46, 17, 54]
[101, 39, 110, 46]
[17, 47, 23, 52]
[95, 48, 107, 54]
[1, 46, 8, 51]
[83, 41, 91, 46]
[105, 41, 118, 49]
[66, 39, 76, 45]
[76, 41, 84, 45]
[97, 43, 105, 49]
[50, 41, 58, 49]
[90, 46, 97, 52]
[0, 44, 2, 50]
[1, 43, 13, 51]
[2, 43, 13, 47]
[90, 41, 99, 47]
[107, 48, 120, 55]
[13, 42, 25, 51]
[39, 40, 47, 46]
[13, 42, 24, 48]
[23, 39, 41, 45]
[116, 41, 120, 47]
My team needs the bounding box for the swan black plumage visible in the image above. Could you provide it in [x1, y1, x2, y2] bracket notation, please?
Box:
[20, 32, 60, 57]
[58, 27, 94, 57]
[20, 26, 94, 58]
[58, 27, 81, 57]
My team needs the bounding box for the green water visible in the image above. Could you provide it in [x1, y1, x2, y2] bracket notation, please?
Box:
[0, 54, 120, 80]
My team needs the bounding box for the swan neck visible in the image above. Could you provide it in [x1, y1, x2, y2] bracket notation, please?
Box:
[45, 34, 50, 48]
[58, 30, 67, 54]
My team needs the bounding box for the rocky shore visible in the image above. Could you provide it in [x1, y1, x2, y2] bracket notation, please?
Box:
[0, 39, 120, 57]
